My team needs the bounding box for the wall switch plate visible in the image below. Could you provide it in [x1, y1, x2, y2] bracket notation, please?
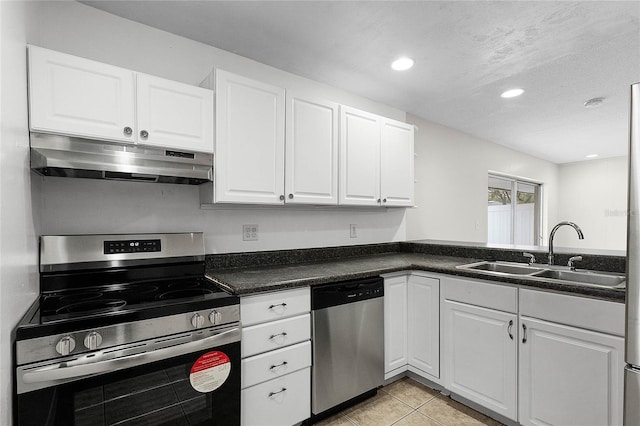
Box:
[350, 224, 357, 238]
[243, 224, 258, 241]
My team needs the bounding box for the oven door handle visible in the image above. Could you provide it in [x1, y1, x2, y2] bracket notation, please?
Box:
[20, 326, 240, 390]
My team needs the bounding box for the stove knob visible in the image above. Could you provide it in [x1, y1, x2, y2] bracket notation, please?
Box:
[191, 313, 205, 328]
[209, 310, 222, 325]
[83, 332, 103, 350]
[55, 336, 76, 356]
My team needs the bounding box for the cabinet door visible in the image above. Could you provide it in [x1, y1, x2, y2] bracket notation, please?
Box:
[28, 45, 135, 143]
[136, 74, 213, 153]
[443, 300, 517, 420]
[381, 118, 414, 207]
[519, 316, 624, 426]
[285, 92, 339, 205]
[339, 106, 381, 206]
[407, 275, 439, 378]
[215, 70, 285, 204]
[384, 275, 408, 377]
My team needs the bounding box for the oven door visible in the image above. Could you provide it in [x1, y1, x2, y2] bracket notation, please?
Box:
[15, 324, 240, 426]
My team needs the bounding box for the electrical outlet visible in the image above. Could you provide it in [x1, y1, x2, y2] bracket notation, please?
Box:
[350, 224, 357, 238]
[243, 224, 258, 241]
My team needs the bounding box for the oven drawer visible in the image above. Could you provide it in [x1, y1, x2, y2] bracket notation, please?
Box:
[241, 287, 310, 326]
[241, 367, 311, 426]
[242, 340, 311, 389]
[241, 314, 310, 358]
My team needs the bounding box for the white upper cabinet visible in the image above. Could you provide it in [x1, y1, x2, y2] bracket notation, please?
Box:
[28, 45, 136, 143]
[285, 92, 339, 205]
[136, 74, 213, 153]
[214, 70, 285, 204]
[28, 45, 214, 153]
[339, 106, 382, 206]
[339, 105, 414, 207]
[381, 118, 414, 207]
[212, 70, 339, 205]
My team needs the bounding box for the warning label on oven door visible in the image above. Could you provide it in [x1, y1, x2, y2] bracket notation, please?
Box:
[189, 351, 231, 393]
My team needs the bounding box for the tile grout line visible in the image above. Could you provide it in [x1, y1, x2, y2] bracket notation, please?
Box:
[389, 408, 416, 425]
[382, 386, 443, 426]
[413, 397, 448, 426]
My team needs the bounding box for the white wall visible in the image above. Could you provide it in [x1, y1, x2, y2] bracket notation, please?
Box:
[0, 2, 40, 424]
[39, 177, 406, 253]
[554, 156, 627, 250]
[405, 114, 559, 244]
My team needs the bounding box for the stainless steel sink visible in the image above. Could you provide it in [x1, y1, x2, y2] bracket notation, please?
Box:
[456, 260, 626, 290]
[460, 261, 545, 275]
[531, 269, 626, 288]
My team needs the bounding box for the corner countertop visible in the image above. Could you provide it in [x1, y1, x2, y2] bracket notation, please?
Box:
[206, 252, 625, 302]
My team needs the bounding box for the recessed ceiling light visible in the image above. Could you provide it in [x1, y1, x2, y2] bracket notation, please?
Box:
[500, 88, 524, 98]
[391, 57, 415, 71]
[586, 154, 599, 158]
[584, 97, 605, 108]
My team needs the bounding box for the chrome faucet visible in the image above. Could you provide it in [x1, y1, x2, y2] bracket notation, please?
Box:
[548, 221, 584, 265]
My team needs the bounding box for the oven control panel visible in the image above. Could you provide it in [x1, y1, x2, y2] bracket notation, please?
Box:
[17, 305, 241, 366]
[104, 239, 161, 254]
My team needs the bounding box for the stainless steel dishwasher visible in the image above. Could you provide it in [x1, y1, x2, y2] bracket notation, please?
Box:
[311, 276, 384, 419]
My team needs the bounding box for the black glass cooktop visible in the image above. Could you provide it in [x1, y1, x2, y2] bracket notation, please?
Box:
[16, 263, 239, 340]
[39, 277, 224, 321]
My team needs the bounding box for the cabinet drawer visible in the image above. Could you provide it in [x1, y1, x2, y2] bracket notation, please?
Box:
[241, 367, 310, 426]
[441, 276, 517, 313]
[520, 289, 624, 336]
[241, 287, 310, 326]
[242, 341, 311, 389]
[242, 314, 310, 358]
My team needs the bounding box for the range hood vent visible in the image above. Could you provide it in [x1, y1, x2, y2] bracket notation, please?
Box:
[30, 133, 213, 185]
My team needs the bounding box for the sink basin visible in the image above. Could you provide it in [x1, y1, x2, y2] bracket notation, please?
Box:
[457, 261, 626, 290]
[459, 261, 545, 275]
[531, 269, 626, 288]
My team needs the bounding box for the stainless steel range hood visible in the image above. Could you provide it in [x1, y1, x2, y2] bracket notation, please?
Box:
[30, 133, 213, 184]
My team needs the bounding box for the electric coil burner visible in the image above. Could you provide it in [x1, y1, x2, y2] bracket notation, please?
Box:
[14, 233, 241, 426]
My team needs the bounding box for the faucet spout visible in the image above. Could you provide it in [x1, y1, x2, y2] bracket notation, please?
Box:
[548, 221, 584, 265]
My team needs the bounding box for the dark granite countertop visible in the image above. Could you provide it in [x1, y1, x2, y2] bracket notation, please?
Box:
[206, 251, 625, 302]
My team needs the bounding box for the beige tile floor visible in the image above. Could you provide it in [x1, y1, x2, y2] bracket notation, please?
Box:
[314, 377, 503, 426]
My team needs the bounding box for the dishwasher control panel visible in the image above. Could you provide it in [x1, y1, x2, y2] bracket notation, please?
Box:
[311, 277, 384, 310]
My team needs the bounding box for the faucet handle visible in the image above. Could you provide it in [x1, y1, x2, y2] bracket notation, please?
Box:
[523, 252, 536, 265]
[568, 255, 583, 271]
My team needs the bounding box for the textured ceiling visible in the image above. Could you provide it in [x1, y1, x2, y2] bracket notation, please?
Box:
[82, 1, 640, 164]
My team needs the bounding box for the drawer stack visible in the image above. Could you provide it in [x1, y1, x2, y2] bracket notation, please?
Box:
[240, 287, 311, 426]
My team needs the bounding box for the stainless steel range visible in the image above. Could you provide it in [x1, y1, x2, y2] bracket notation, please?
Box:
[14, 233, 240, 426]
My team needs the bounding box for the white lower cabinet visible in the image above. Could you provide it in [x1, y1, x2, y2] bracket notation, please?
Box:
[240, 288, 311, 425]
[241, 314, 310, 358]
[241, 367, 311, 426]
[442, 300, 517, 421]
[384, 274, 408, 377]
[407, 274, 440, 378]
[383, 273, 439, 381]
[441, 278, 625, 425]
[519, 289, 624, 426]
[241, 341, 311, 389]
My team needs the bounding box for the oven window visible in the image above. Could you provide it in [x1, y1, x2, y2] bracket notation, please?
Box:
[16, 341, 240, 426]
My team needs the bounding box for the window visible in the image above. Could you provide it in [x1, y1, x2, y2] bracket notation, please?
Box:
[488, 175, 541, 245]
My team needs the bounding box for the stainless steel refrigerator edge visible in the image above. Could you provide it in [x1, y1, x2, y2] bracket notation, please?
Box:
[625, 82, 640, 425]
